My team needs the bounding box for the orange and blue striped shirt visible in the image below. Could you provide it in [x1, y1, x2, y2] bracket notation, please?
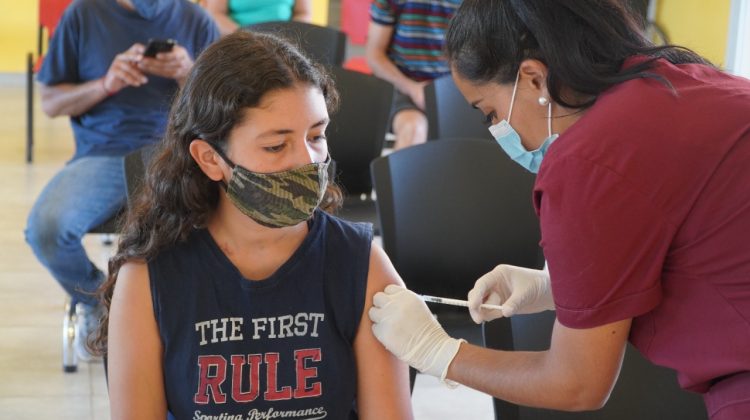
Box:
[370, 0, 462, 81]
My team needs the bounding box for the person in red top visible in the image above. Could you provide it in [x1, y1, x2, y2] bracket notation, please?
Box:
[366, 0, 750, 419]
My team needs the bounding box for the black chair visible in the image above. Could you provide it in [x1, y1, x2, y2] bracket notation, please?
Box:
[484, 311, 708, 420]
[62, 146, 149, 372]
[245, 21, 347, 67]
[327, 66, 394, 232]
[87, 214, 121, 244]
[424, 75, 491, 141]
[83, 145, 147, 240]
[371, 139, 544, 389]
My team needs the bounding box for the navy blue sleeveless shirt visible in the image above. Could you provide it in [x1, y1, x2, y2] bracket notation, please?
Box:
[148, 211, 372, 420]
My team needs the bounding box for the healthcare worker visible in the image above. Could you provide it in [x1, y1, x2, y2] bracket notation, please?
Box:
[367, 1, 750, 419]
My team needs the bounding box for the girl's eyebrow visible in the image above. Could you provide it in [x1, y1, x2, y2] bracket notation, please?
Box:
[256, 118, 330, 139]
[310, 118, 329, 129]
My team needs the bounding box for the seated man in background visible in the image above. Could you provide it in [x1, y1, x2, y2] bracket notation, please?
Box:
[24, 0, 219, 361]
[201, 0, 312, 36]
[366, 0, 462, 149]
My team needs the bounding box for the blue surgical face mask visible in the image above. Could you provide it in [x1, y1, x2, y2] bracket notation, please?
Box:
[488, 71, 558, 173]
[131, 0, 171, 20]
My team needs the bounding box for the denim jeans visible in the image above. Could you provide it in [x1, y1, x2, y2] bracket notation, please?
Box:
[25, 156, 126, 306]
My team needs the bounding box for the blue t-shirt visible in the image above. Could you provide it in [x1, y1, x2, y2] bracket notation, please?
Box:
[37, 0, 219, 160]
[148, 211, 372, 419]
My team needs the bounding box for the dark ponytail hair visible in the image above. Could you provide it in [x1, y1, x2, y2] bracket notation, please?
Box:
[91, 30, 341, 355]
[445, 0, 712, 109]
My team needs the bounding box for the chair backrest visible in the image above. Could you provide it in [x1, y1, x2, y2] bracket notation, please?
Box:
[39, 0, 71, 37]
[371, 139, 544, 300]
[328, 67, 393, 196]
[88, 146, 149, 234]
[341, 0, 370, 46]
[37, 0, 73, 65]
[483, 311, 709, 420]
[424, 75, 491, 141]
[245, 21, 347, 67]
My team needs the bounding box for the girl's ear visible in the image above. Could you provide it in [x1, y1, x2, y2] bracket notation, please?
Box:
[189, 139, 229, 182]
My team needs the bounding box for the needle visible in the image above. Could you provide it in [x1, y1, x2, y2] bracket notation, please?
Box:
[420, 295, 504, 311]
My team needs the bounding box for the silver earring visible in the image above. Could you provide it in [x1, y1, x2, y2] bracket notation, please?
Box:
[538, 96, 549, 106]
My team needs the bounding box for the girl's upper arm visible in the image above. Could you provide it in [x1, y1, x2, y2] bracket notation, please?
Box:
[353, 243, 414, 420]
[108, 261, 167, 420]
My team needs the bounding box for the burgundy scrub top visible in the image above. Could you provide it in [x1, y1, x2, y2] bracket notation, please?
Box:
[534, 56, 750, 419]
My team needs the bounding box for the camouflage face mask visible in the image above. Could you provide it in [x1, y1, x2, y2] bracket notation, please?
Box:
[211, 144, 330, 228]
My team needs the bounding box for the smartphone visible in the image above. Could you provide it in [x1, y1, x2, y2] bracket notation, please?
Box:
[143, 38, 176, 58]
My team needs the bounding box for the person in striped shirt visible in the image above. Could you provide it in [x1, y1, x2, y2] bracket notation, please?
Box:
[366, 0, 462, 149]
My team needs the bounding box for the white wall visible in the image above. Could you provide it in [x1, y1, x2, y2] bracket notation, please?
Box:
[726, 0, 750, 77]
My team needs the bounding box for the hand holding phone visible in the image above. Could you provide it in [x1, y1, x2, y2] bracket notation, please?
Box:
[143, 38, 176, 58]
[137, 39, 192, 84]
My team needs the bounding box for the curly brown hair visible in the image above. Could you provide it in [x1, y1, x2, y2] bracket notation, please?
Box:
[91, 30, 341, 355]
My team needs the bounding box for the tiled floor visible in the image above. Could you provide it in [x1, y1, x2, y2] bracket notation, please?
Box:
[0, 73, 493, 419]
[0, 75, 110, 419]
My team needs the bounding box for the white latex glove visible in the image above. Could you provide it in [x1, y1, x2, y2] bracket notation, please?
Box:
[467, 264, 554, 323]
[369, 285, 465, 381]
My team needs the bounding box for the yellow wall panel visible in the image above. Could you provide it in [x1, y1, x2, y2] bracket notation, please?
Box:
[0, 1, 38, 73]
[312, 0, 328, 26]
[656, 0, 732, 66]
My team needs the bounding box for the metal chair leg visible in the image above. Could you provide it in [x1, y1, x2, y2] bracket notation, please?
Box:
[26, 52, 34, 164]
[62, 299, 78, 373]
